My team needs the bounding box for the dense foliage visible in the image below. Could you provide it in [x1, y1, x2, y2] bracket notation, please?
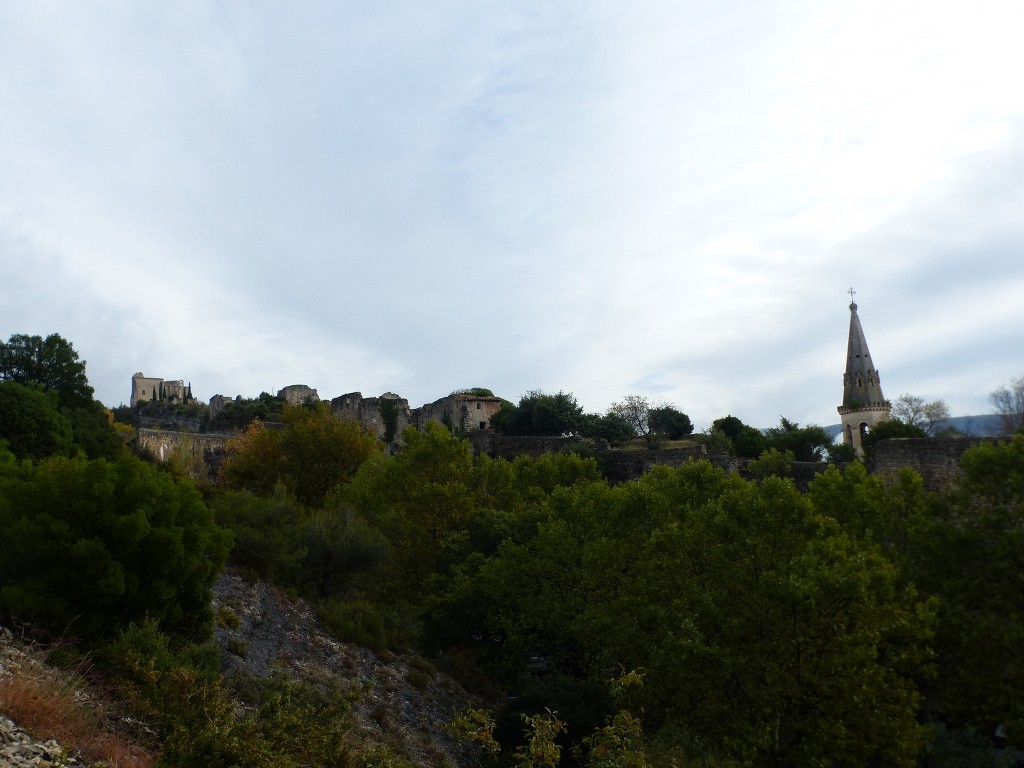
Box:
[219, 402, 380, 507]
[5, 331, 1023, 765]
[0, 333, 94, 408]
[0, 381, 73, 459]
[0, 449, 230, 642]
[493, 391, 586, 436]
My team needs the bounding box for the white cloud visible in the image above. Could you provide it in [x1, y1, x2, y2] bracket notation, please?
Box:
[2, 0, 1023, 427]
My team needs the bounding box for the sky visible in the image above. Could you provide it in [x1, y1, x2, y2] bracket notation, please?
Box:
[2, 1, 1023, 430]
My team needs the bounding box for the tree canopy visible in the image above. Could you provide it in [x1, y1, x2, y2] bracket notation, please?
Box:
[990, 373, 1024, 434]
[608, 395, 693, 447]
[0, 451, 230, 641]
[492, 391, 585, 437]
[219, 402, 380, 507]
[0, 381, 73, 459]
[0, 333, 94, 408]
[891, 392, 951, 436]
[763, 417, 833, 461]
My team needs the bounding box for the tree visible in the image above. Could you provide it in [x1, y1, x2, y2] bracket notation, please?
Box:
[0, 381, 73, 459]
[0, 333, 93, 408]
[710, 416, 766, 458]
[608, 395, 651, 443]
[891, 393, 951, 436]
[0, 452, 230, 641]
[220, 403, 380, 507]
[711, 415, 746, 443]
[990, 374, 1024, 434]
[647, 405, 693, 440]
[608, 396, 691, 448]
[493, 391, 584, 437]
[763, 417, 833, 461]
[579, 412, 635, 446]
[457, 461, 933, 765]
[909, 433, 1024, 739]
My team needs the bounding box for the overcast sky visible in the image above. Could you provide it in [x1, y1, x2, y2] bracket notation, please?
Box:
[2, 1, 1023, 429]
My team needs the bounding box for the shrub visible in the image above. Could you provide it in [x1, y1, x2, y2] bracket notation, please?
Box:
[319, 599, 390, 652]
[0, 453, 231, 643]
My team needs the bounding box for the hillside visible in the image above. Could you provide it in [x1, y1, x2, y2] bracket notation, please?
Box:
[0, 573, 480, 768]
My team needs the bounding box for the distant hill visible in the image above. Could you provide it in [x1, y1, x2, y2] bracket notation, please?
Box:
[824, 414, 1006, 440]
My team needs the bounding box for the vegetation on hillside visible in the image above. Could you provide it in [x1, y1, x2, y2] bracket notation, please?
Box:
[3, 332, 1024, 766]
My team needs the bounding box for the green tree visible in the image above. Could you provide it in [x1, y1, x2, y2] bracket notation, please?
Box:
[494, 391, 584, 436]
[0, 333, 94, 408]
[579, 412, 634, 446]
[909, 433, 1024, 739]
[647, 405, 693, 440]
[0, 381, 73, 459]
[450, 461, 933, 766]
[608, 395, 653, 445]
[710, 416, 766, 458]
[764, 417, 833, 461]
[0, 452, 230, 642]
[343, 421, 477, 597]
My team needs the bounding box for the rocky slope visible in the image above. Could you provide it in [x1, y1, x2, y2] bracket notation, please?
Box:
[211, 573, 478, 767]
[0, 575, 481, 768]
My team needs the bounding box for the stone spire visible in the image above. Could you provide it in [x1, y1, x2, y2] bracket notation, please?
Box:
[837, 291, 890, 455]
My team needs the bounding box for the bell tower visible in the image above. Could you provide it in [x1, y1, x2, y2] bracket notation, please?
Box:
[837, 289, 890, 456]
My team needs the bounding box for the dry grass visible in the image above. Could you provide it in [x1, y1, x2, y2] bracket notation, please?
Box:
[0, 664, 155, 768]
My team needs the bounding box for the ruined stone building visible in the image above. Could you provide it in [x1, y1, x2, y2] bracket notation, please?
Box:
[278, 384, 319, 406]
[329, 390, 503, 444]
[415, 392, 503, 434]
[131, 372, 194, 407]
[837, 297, 891, 456]
[331, 391, 413, 443]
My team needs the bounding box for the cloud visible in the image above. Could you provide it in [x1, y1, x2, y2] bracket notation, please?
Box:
[2, 1, 1023, 429]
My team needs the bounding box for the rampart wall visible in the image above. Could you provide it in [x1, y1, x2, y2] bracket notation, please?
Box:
[872, 436, 1005, 489]
[136, 429, 232, 481]
[136, 426, 1014, 492]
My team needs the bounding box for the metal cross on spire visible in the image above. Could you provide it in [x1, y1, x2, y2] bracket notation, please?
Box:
[847, 286, 856, 302]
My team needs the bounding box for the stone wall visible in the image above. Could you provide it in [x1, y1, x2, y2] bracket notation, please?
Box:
[872, 436, 1005, 490]
[468, 431, 584, 459]
[594, 445, 713, 484]
[136, 428, 232, 481]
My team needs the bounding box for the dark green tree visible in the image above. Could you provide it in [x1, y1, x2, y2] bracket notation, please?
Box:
[0, 381, 73, 459]
[0, 452, 231, 642]
[764, 417, 833, 461]
[711, 415, 746, 442]
[647, 405, 693, 440]
[494, 391, 584, 436]
[909, 433, 1024, 740]
[710, 416, 766, 458]
[579, 412, 634, 446]
[0, 333, 94, 408]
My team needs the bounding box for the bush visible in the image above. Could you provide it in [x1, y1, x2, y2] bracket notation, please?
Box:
[0, 453, 231, 642]
[319, 599, 391, 652]
[105, 623, 359, 768]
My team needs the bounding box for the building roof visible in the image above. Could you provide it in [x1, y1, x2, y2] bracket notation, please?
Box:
[840, 301, 888, 411]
